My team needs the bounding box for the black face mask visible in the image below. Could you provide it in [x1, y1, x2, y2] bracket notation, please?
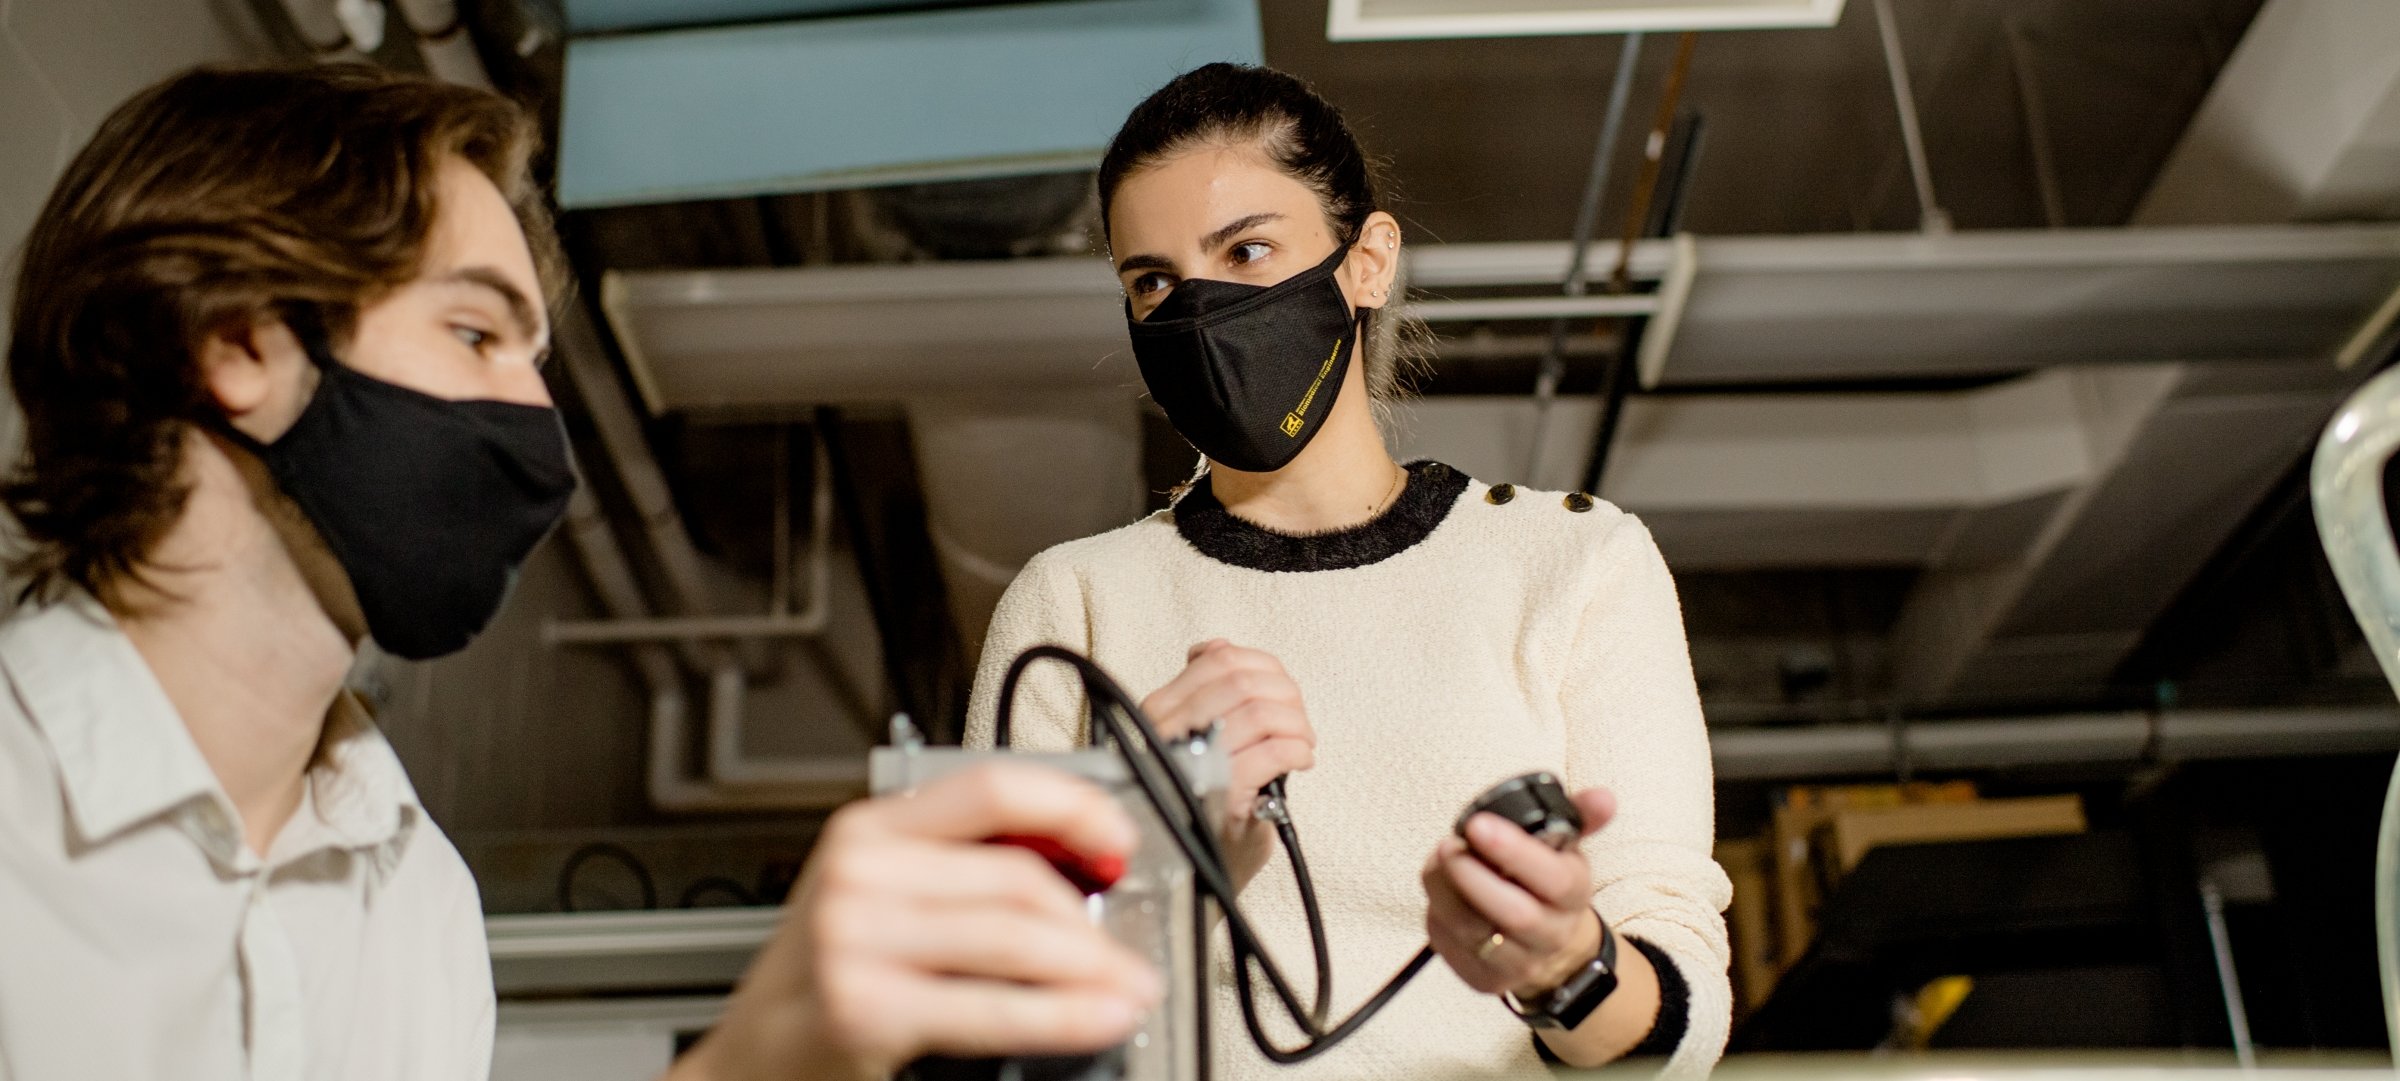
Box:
[1126, 244, 1366, 473]
[225, 326, 579, 660]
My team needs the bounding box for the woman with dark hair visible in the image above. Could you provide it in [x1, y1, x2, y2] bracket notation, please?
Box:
[965, 63, 1730, 1078]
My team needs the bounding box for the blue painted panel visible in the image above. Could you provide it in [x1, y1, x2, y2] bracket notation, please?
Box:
[564, 0, 975, 35]
[556, 0, 1263, 209]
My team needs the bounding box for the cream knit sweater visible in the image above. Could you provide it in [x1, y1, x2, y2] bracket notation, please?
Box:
[964, 462, 1731, 1080]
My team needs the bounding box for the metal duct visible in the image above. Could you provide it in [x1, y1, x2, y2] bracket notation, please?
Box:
[903, 396, 1147, 668]
[1711, 707, 2400, 781]
[2136, 0, 2400, 225]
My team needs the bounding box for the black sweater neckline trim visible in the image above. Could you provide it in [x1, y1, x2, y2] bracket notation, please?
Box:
[1172, 460, 1469, 573]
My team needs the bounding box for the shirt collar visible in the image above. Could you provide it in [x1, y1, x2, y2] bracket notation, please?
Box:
[2, 592, 422, 878]
[290, 692, 423, 878]
[1, 592, 220, 848]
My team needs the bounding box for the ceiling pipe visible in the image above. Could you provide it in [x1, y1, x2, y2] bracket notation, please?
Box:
[1434, 329, 1617, 362]
[703, 437, 864, 797]
[1421, 294, 1658, 323]
[553, 423, 864, 811]
[553, 304, 868, 812]
[701, 659, 866, 799]
[546, 612, 831, 644]
[771, 427, 795, 617]
[561, 487, 843, 811]
[1643, 111, 1707, 238]
[1583, 35, 1698, 496]
[553, 304, 740, 676]
[545, 430, 836, 648]
[391, 0, 494, 88]
[1710, 707, 2400, 781]
[1581, 318, 1649, 494]
[1871, 0, 1952, 234]
[274, 0, 369, 61]
[1609, 33, 1697, 292]
[1527, 32, 1644, 483]
[2337, 282, 2400, 372]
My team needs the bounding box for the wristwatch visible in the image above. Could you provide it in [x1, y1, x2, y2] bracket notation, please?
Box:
[1503, 909, 1619, 1030]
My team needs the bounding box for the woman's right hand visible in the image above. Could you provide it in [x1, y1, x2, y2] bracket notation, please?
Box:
[670, 762, 1163, 1081]
[1139, 639, 1319, 891]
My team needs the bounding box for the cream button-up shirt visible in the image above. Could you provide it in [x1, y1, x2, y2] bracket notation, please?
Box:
[0, 594, 494, 1081]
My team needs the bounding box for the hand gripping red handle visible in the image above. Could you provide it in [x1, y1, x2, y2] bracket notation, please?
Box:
[987, 834, 1127, 895]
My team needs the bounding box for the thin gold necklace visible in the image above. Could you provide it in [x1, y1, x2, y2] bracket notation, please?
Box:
[1369, 463, 1406, 517]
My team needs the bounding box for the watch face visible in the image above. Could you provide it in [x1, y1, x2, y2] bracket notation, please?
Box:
[1508, 915, 1620, 1031]
[1546, 969, 1619, 1032]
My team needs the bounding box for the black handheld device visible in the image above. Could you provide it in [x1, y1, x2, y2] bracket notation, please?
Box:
[1455, 771, 1582, 851]
[972, 648, 1611, 1080]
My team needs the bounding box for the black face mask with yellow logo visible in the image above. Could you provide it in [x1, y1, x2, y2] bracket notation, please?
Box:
[1127, 244, 1365, 474]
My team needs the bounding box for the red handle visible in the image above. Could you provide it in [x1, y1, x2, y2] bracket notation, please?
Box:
[988, 834, 1127, 895]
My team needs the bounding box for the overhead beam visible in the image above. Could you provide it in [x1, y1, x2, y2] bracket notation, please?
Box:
[603, 226, 2400, 414]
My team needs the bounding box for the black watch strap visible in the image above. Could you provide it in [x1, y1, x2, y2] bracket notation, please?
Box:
[1503, 910, 1619, 1031]
[1530, 937, 1689, 1065]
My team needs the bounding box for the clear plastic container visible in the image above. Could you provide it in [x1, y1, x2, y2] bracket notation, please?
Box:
[871, 723, 1225, 1081]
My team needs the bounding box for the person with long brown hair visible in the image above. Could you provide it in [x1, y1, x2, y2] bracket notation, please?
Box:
[0, 64, 1157, 1081]
[969, 63, 1732, 1078]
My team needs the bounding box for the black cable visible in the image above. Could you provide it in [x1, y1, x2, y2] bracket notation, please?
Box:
[1236, 942, 1436, 1065]
[1002, 648, 1416, 1060]
[557, 842, 658, 913]
[1193, 870, 1213, 1077]
[997, 646, 1438, 1067]
[1078, 683, 1323, 1031]
[1024, 653, 1314, 1027]
[1261, 778, 1333, 1027]
[1087, 684, 1431, 1063]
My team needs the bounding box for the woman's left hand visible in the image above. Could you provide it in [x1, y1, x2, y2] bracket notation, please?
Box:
[1422, 786, 1618, 999]
[1139, 639, 1318, 892]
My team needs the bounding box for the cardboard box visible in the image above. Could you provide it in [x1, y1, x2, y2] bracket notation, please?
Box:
[1765, 782, 1979, 969]
[1714, 838, 1774, 1020]
[1823, 794, 2088, 874]
[1738, 785, 2089, 1016]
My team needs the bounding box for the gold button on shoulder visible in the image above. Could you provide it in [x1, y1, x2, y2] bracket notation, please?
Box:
[1564, 492, 1594, 513]
[1485, 483, 1516, 505]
